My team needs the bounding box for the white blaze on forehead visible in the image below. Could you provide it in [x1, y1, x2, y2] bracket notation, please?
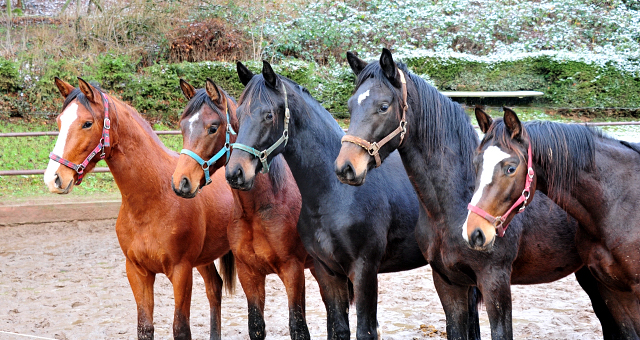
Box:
[357, 89, 370, 105]
[462, 145, 511, 240]
[188, 109, 202, 134]
[44, 103, 79, 186]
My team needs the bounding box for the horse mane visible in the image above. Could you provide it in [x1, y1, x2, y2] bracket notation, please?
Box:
[62, 87, 101, 119]
[180, 88, 237, 122]
[355, 61, 478, 169]
[483, 119, 608, 202]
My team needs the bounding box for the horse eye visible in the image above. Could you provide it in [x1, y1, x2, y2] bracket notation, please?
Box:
[379, 104, 389, 113]
[82, 121, 93, 129]
[266, 113, 274, 121]
[505, 166, 517, 175]
[208, 125, 218, 134]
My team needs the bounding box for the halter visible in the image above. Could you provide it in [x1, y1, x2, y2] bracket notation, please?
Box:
[467, 143, 534, 237]
[341, 69, 408, 168]
[49, 92, 111, 186]
[180, 99, 236, 186]
[231, 82, 290, 174]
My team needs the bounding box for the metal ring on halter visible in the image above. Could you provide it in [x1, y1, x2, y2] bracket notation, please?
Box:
[202, 162, 209, 171]
[368, 142, 380, 156]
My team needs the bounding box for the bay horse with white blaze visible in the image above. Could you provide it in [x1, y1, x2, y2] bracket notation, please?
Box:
[224, 61, 458, 340]
[44, 77, 235, 340]
[468, 107, 640, 339]
[171, 78, 312, 340]
[335, 49, 619, 339]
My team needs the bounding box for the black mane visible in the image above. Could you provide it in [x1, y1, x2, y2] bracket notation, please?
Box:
[484, 119, 610, 201]
[355, 61, 478, 171]
[62, 87, 102, 119]
[181, 88, 236, 122]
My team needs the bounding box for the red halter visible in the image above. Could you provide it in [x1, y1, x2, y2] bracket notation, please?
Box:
[467, 143, 534, 237]
[49, 93, 111, 185]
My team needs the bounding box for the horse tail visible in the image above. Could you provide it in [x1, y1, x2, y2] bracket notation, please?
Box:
[348, 279, 355, 305]
[219, 251, 236, 295]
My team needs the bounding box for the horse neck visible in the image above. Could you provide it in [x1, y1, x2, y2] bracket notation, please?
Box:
[532, 137, 616, 229]
[281, 97, 344, 200]
[104, 101, 176, 201]
[398, 84, 478, 227]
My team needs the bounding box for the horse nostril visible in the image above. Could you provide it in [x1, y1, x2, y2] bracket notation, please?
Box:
[54, 174, 62, 189]
[234, 167, 244, 185]
[180, 177, 191, 194]
[470, 228, 486, 248]
[343, 163, 355, 181]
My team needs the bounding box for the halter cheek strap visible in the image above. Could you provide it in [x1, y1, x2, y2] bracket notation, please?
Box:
[231, 83, 290, 174]
[341, 69, 408, 168]
[467, 143, 534, 237]
[180, 101, 236, 186]
[49, 93, 111, 186]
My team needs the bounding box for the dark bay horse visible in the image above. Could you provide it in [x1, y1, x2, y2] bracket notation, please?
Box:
[171, 78, 312, 340]
[335, 49, 618, 339]
[44, 77, 235, 340]
[224, 61, 437, 340]
[468, 107, 640, 339]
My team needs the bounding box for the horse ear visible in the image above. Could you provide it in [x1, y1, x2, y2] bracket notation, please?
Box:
[380, 48, 401, 88]
[237, 61, 254, 86]
[347, 51, 367, 76]
[503, 107, 523, 139]
[474, 106, 493, 133]
[179, 79, 196, 101]
[205, 78, 223, 105]
[262, 60, 279, 89]
[54, 77, 75, 98]
[77, 77, 100, 104]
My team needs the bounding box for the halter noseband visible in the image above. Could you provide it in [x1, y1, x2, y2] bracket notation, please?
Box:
[467, 143, 534, 237]
[341, 69, 408, 168]
[231, 82, 290, 174]
[49, 92, 111, 186]
[180, 98, 236, 186]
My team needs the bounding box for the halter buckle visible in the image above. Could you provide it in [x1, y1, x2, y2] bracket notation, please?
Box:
[368, 142, 380, 156]
[104, 118, 111, 130]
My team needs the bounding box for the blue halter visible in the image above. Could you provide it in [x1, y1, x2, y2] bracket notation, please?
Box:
[231, 83, 290, 173]
[180, 101, 236, 186]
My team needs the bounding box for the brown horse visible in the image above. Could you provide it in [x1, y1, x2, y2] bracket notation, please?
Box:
[171, 78, 311, 340]
[468, 107, 640, 338]
[44, 77, 235, 340]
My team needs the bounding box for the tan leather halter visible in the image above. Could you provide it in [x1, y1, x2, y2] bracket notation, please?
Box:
[341, 69, 408, 167]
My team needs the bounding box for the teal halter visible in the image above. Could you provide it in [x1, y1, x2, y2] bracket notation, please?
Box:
[180, 101, 236, 186]
[232, 83, 290, 173]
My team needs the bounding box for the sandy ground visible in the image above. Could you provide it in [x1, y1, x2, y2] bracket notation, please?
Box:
[0, 219, 602, 340]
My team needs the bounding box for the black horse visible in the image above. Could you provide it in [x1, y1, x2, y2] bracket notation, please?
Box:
[469, 108, 640, 339]
[224, 61, 481, 340]
[334, 48, 619, 339]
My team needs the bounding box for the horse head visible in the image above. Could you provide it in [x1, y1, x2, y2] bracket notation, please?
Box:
[463, 107, 537, 251]
[172, 78, 237, 198]
[44, 77, 115, 194]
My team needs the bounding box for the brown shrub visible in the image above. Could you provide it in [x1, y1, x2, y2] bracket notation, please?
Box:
[168, 18, 251, 63]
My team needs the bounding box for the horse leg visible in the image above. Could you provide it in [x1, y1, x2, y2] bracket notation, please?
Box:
[467, 286, 482, 340]
[597, 284, 640, 339]
[168, 263, 194, 340]
[352, 259, 380, 340]
[125, 259, 156, 340]
[574, 266, 622, 340]
[196, 262, 223, 340]
[236, 261, 267, 340]
[278, 260, 310, 340]
[477, 270, 513, 340]
[432, 270, 473, 340]
[313, 258, 350, 340]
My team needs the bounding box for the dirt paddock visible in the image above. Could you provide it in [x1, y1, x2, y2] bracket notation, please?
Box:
[0, 219, 602, 339]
